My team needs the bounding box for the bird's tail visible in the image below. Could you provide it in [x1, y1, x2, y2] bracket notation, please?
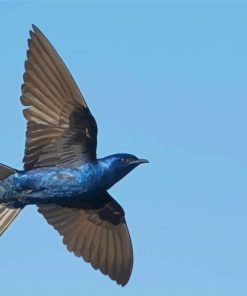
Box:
[0, 163, 22, 236]
[0, 204, 22, 236]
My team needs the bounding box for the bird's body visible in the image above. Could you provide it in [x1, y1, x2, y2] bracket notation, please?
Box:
[0, 25, 148, 286]
[1, 161, 105, 205]
[0, 154, 142, 205]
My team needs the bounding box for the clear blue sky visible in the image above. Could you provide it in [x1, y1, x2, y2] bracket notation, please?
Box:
[0, 1, 247, 295]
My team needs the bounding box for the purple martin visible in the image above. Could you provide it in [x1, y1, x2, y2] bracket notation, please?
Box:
[0, 25, 148, 286]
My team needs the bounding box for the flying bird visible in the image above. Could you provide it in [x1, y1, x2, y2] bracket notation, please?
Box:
[0, 25, 148, 286]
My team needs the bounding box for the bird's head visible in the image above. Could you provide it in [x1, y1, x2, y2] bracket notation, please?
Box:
[99, 153, 149, 189]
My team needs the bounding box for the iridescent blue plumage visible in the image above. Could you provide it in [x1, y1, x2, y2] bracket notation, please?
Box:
[0, 154, 147, 205]
[0, 25, 148, 286]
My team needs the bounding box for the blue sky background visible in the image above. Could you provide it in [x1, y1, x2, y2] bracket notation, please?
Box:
[0, 1, 247, 295]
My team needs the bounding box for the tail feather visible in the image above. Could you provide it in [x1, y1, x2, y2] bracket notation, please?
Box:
[0, 163, 22, 236]
[0, 204, 22, 236]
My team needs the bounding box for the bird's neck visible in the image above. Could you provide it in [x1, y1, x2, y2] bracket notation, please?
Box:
[75, 159, 114, 193]
[95, 157, 128, 190]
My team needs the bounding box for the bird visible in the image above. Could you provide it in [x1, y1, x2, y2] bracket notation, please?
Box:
[0, 25, 148, 286]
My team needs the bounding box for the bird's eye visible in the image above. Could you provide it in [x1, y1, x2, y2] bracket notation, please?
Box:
[121, 157, 130, 163]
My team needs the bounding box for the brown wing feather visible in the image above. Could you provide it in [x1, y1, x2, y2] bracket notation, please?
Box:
[21, 25, 97, 169]
[37, 192, 133, 286]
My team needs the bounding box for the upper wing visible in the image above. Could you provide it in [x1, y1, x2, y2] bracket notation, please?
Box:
[37, 192, 133, 286]
[21, 25, 97, 170]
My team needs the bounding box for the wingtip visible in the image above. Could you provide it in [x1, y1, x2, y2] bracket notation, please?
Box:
[31, 24, 38, 31]
[116, 276, 130, 287]
[29, 24, 43, 42]
[31, 24, 43, 35]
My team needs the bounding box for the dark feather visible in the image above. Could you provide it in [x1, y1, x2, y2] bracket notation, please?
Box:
[21, 25, 97, 169]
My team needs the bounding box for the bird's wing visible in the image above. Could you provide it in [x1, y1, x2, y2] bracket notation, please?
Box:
[21, 25, 97, 170]
[37, 192, 133, 286]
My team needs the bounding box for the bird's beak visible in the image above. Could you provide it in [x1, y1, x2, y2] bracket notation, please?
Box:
[130, 158, 149, 165]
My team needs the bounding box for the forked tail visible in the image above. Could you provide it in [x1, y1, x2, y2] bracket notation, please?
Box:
[0, 164, 22, 236]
